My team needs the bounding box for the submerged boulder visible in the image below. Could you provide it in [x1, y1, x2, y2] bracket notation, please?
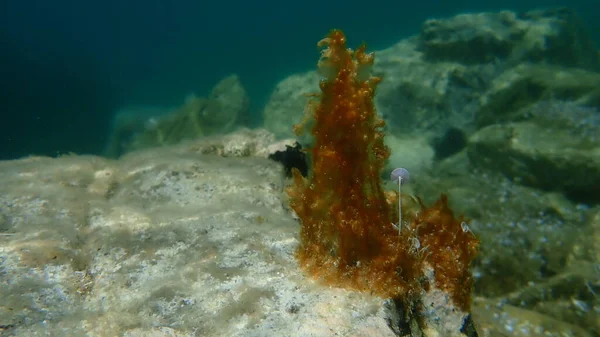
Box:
[263, 8, 600, 139]
[106, 75, 250, 157]
[467, 121, 600, 196]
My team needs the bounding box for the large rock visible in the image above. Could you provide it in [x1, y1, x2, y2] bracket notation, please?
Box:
[473, 297, 593, 337]
[262, 8, 599, 139]
[476, 64, 600, 127]
[0, 140, 398, 336]
[0, 131, 597, 335]
[408, 150, 593, 300]
[262, 71, 320, 139]
[419, 8, 600, 70]
[467, 121, 600, 194]
[205, 74, 250, 131]
[106, 75, 250, 157]
[372, 39, 487, 134]
[262, 38, 488, 139]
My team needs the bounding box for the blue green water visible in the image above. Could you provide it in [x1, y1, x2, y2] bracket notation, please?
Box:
[0, 0, 597, 159]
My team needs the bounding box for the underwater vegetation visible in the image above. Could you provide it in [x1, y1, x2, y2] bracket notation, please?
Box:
[286, 29, 479, 319]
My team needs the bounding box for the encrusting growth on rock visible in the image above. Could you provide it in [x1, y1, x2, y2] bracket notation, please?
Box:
[285, 29, 479, 313]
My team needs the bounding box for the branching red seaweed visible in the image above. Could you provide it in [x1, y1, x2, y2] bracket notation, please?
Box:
[286, 29, 479, 311]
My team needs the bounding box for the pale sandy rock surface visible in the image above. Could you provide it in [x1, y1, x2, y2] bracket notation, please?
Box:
[0, 136, 396, 337]
[0, 130, 597, 336]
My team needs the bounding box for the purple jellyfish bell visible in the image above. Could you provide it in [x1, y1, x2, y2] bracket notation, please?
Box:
[390, 167, 410, 184]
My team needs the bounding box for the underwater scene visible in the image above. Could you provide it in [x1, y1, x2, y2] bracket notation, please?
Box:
[1, 1, 600, 336]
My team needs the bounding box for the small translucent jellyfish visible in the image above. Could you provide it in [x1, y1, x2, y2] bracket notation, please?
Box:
[390, 168, 410, 184]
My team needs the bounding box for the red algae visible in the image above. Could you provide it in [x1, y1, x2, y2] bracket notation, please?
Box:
[286, 29, 479, 311]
